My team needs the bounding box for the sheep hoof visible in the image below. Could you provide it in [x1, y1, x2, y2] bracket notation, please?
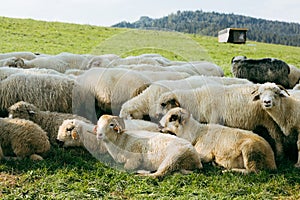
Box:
[30, 154, 44, 161]
[180, 169, 193, 175]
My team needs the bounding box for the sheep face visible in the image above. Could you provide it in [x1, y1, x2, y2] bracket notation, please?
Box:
[57, 119, 82, 147]
[8, 101, 38, 120]
[159, 107, 190, 138]
[156, 95, 181, 119]
[252, 83, 289, 109]
[95, 115, 126, 143]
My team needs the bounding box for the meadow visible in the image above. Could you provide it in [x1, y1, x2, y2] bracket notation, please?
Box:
[1, 16, 300, 199]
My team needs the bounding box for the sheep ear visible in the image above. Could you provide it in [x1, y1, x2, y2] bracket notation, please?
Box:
[277, 85, 290, 97]
[252, 94, 260, 101]
[113, 118, 125, 134]
[179, 109, 190, 125]
[168, 98, 180, 107]
[71, 131, 79, 140]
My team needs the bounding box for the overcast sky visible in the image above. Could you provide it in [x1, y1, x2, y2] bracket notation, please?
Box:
[1, 0, 299, 27]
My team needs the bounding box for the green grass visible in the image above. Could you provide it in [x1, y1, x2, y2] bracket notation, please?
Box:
[1, 16, 300, 199]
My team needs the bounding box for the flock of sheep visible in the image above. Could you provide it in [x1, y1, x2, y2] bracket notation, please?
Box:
[1, 51, 300, 178]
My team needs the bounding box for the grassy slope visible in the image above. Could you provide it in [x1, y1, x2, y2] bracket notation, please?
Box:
[1, 17, 300, 199]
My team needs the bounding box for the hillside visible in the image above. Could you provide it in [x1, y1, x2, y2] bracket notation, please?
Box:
[112, 10, 300, 47]
[1, 16, 300, 199]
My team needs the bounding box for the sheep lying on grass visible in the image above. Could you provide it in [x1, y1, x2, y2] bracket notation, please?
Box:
[252, 82, 300, 167]
[57, 118, 159, 149]
[94, 115, 203, 178]
[8, 101, 92, 145]
[0, 118, 50, 160]
[155, 84, 285, 160]
[159, 108, 276, 173]
[231, 56, 291, 88]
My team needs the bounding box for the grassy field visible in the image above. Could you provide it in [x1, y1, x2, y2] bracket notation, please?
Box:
[1, 17, 300, 199]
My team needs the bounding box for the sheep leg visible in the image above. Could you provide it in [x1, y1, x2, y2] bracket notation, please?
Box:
[124, 156, 142, 171]
[29, 154, 44, 161]
[294, 133, 300, 168]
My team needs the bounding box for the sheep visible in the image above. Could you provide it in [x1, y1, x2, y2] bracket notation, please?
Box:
[252, 82, 300, 167]
[155, 84, 285, 160]
[53, 52, 95, 70]
[85, 54, 120, 68]
[231, 56, 291, 88]
[120, 76, 252, 121]
[0, 67, 64, 81]
[94, 115, 202, 178]
[8, 101, 92, 145]
[289, 65, 300, 88]
[76, 68, 151, 118]
[159, 108, 277, 173]
[0, 52, 37, 60]
[0, 117, 50, 160]
[57, 119, 107, 157]
[23, 56, 70, 73]
[0, 57, 24, 68]
[0, 73, 78, 118]
[57, 118, 159, 150]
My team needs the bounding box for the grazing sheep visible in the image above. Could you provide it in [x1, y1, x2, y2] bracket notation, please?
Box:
[76, 68, 151, 118]
[0, 73, 77, 117]
[252, 82, 300, 167]
[160, 108, 276, 173]
[95, 115, 203, 178]
[120, 76, 252, 121]
[231, 56, 290, 88]
[289, 65, 300, 88]
[155, 84, 285, 160]
[0, 117, 50, 160]
[8, 101, 92, 145]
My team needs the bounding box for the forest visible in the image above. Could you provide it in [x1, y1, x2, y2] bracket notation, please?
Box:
[113, 10, 300, 47]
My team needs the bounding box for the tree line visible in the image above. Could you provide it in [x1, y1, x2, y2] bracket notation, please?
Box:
[112, 10, 300, 47]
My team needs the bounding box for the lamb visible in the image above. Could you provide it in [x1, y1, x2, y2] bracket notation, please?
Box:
[231, 56, 290, 88]
[57, 119, 107, 156]
[159, 108, 277, 173]
[94, 115, 202, 178]
[0, 73, 77, 117]
[288, 65, 300, 88]
[120, 76, 252, 121]
[76, 68, 151, 118]
[155, 84, 285, 160]
[252, 82, 300, 167]
[8, 101, 92, 145]
[0, 117, 50, 160]
[57, 118, 159, 150]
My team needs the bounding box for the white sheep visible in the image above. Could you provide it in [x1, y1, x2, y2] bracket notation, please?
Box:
[76, 68, 151, 117]
[53, 52, 94, 70]
[85, 54, 120, 68]
[0, 57, 24, 68]
[94, 115, 203, 178]
[23, 56, 70, 73]
[0, 52, 37, 60]
[155, 84, 285, 160]
[0, 117, 50, 160]
[0, 73, 77, 117]
[160, 108, 277, 173]
[8, 101, 92, 145]
[120, 76, 252, 121]
[252, 82, 300, 167]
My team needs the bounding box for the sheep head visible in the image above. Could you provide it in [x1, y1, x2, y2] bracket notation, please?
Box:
[57, 119, 82, 147]
[159, 107, 190, 137]
[8, 101, 38, 119]
[252, 82, 290, 109]
[95, 115, 126, 142]
[156, 93, 181, 119]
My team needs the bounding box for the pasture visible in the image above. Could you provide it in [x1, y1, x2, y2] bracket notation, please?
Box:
[1, 17, 300, 199]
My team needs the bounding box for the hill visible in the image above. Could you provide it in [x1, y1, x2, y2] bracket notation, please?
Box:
[1, 16, 300, 199]
[112, 10, 300, 47]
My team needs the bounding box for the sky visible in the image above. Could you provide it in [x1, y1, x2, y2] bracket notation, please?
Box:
[0, 0, 299, 27]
